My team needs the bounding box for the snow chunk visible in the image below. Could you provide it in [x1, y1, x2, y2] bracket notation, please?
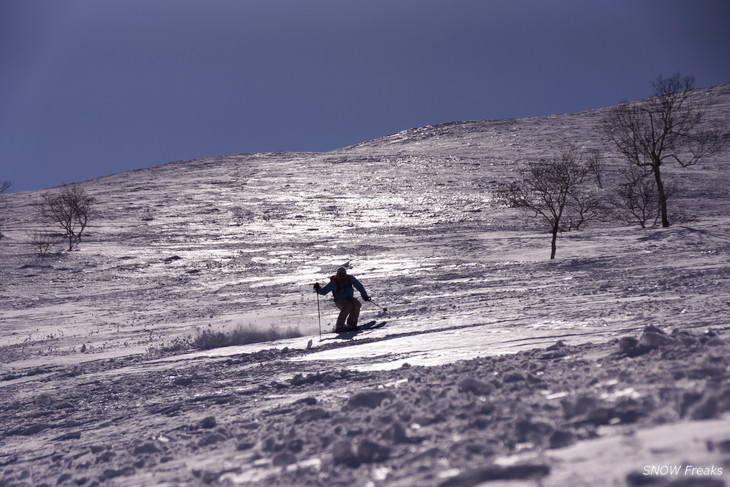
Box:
[346, 390, 395, 409]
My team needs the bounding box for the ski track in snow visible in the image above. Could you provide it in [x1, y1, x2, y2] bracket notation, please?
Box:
[0, 84, 729, 486]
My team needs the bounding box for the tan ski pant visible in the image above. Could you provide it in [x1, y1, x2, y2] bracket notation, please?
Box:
[334, 298, 361, 326]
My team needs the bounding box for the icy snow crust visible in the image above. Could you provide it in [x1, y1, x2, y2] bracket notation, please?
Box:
[0, 84, 729, 485]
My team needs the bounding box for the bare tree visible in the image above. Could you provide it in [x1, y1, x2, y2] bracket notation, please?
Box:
[612, 165, 658, 228]
[39, 184, 94, 251]
[28, 230, 54, 257]
[0, 180, 11, 240]
[585, 149, 605, 189]
[603, 73, 726, 227]
[497, 147, 601, 259]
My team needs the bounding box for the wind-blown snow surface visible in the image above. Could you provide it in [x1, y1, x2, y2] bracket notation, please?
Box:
[1, 84, 729, 486]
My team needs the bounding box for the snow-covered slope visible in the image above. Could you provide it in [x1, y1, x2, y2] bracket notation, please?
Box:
[1, 84, 728, 368]
[0, 84, 729, 486]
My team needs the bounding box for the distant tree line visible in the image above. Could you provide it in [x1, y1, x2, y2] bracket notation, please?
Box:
[498, 73, 727, 259]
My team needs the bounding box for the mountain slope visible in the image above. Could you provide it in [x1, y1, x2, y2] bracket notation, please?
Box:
[1, 83, 729, 366]
[0, 84, 729, 487]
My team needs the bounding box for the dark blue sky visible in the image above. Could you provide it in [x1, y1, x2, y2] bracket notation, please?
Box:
[2, 0, 729, 192]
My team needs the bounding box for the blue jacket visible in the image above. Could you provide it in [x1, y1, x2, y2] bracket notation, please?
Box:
[317, 275, 369, 301]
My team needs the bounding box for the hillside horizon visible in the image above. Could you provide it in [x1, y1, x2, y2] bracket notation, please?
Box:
[4, 81, 727, 195]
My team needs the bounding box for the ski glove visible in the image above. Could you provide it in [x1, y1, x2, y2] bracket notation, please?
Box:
[313, 283, 321, 291]
[364, 296, 372, 301]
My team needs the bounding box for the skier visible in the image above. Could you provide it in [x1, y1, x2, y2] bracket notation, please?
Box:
[313, 267, 371, 332]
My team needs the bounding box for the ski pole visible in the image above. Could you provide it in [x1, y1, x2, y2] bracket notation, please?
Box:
[316, 291, 322, 339]
[369, 299, 388, 313]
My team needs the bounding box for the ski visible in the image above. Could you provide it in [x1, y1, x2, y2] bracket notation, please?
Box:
[336, 320, 384, 333]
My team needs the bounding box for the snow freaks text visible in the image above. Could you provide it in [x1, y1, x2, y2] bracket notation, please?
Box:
[643, 465, 723, 477]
